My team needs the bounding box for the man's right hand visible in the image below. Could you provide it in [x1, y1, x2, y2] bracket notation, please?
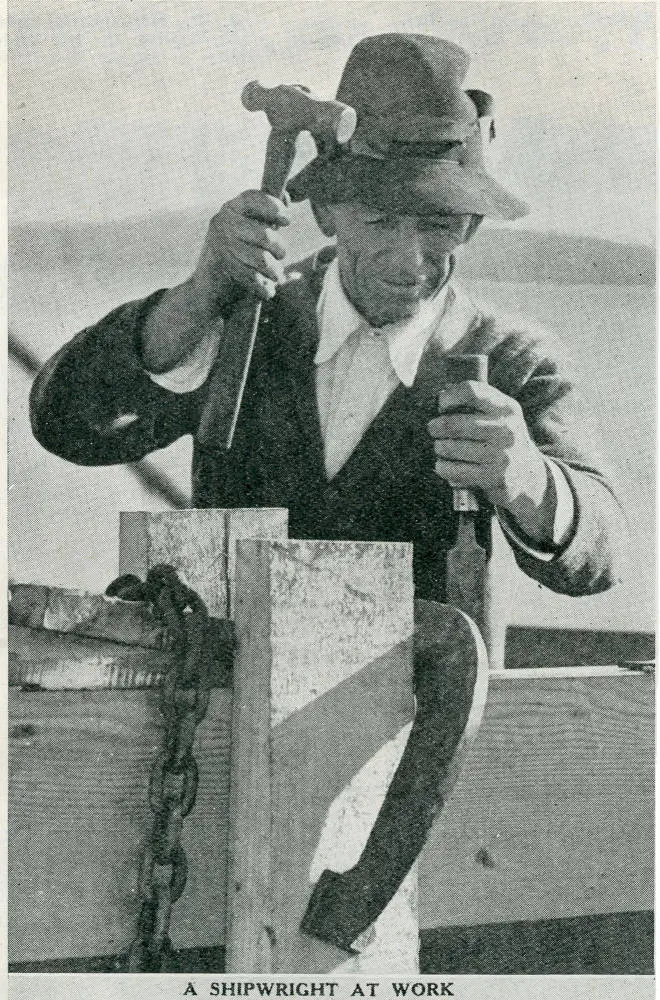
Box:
[194, 190, 290, 306]
[141, 191, 290, 374]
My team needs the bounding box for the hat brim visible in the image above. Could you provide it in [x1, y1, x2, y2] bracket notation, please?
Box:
[288, 154, 529, 222]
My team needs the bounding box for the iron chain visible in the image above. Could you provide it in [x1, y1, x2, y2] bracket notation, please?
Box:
[106, 566, 212, 972]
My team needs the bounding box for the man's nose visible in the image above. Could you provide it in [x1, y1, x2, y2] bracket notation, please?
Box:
[386, 220, 427, 275]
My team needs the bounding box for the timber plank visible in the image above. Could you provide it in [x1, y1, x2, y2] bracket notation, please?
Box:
[8, 621, 234, 690]
[419, 673, 654, 928]
[7, 670, 653, 965]
[9, 583, 166, 648]
[230, 539, 419, 974]
[119, 509, 288, 619]
[8, 688, 232, 963]
[8, 625, 169, 690]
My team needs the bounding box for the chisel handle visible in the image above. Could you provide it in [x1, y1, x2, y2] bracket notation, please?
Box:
[442, 354, 489, 511]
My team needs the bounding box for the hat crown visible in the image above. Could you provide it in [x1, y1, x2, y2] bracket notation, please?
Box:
[286, 32, 529, 221]
[336, 34, 484, 159]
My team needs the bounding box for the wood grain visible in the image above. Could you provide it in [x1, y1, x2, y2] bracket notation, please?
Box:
[118, 509, 288, 619]
[8, 621, 234, 690]
[8, 688, 232, 963]
[9, 583, 166, 647]
[8, 653, 653, 964]
[419, 672, 654, 929]
[230, 539, 419, 974]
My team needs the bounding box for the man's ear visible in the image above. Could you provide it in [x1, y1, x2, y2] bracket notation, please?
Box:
[311, 202, 337, 238]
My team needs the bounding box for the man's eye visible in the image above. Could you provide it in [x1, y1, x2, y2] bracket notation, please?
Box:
[419, 219, 451, 232]
[363, 216, 389, 227]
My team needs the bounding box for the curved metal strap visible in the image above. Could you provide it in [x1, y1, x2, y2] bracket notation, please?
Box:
[300, 599, 489, 953]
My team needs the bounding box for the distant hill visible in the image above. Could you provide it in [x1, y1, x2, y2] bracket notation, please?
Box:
[9, 207, 655, 286]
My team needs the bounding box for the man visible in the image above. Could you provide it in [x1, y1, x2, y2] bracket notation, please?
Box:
[30, 33, 622, 625]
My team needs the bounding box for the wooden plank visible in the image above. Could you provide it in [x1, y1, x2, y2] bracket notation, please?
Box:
[7, 661, 653, 963]
[419, 910, 654, 975]
[119, 509, 288, 619]
[505, 625, 655, 670]
[419, 673, 654, 929]
[229, 538, 419, 974]
[9, 583, 166, 647]
[8, 625, 170, 690]
[8, 687, 232, 963]
[8, 621, 234, 690]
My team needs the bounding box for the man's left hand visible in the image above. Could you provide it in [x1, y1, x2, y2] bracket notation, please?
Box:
[428, 381, 553, 538]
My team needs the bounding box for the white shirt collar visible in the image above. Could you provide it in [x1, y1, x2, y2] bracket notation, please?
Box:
[314, 256, 462, 387]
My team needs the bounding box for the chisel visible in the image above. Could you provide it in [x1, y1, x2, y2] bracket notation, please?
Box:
[443, 353, 491, 646]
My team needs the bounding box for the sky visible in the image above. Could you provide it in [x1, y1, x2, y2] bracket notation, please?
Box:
[8, 1, 656, 245]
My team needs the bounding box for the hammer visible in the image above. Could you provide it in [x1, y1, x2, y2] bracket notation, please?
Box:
[197, 83, 357, 449]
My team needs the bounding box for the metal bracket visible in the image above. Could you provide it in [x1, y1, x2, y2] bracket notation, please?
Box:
[300, 599, 489, 953]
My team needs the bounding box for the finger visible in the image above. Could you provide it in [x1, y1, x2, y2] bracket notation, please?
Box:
[223, 258, 277, 299]
[433, 439, 493, 464]
[427, 414, 496, 442]
[225, 209, 288, 259]
[233, 190, 291, 227]
[434, 458, 485, 487]
[438, 381, 511, 416]
[223, 235, 284, 284]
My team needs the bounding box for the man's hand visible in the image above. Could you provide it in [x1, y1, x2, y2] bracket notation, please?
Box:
[194, 190, 290, 307]
[141, 191, 290, 373]
[427, 380, 557, 544]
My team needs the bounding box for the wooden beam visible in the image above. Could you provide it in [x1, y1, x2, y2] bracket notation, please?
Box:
[8, 687, 232, 963]
[228, 539, 419, 973]
[8, 621, 234, 690]
[9, 583, 166, 647]
[505, 625, 655, 671]
[8, 669, 653, 965]
[419, 672, 654, 929]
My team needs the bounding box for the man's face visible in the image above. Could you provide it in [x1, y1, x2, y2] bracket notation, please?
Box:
[328, 202, 474, 327]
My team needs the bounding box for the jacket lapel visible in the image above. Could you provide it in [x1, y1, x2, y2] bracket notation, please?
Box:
[267, 257, 327, 473]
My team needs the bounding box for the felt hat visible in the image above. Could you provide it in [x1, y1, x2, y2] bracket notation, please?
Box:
[287, 33, 529, 221]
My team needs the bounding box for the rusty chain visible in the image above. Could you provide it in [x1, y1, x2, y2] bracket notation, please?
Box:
[106, 566, 212, 972]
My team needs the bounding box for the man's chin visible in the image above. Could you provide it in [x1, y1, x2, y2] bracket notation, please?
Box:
[369, 294, 430, 327]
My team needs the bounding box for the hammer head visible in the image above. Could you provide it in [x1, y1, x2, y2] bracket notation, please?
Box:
[242, 81, 357, 145]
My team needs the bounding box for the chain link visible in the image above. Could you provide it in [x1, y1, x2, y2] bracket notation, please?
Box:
[106, 566, 211, 972]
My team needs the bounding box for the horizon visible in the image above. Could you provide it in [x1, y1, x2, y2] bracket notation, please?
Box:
[8, 211, 656, 254]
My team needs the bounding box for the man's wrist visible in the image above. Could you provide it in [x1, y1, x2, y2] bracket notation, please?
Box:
[492, 454, 558, 547]
[140, 271, 232, 374]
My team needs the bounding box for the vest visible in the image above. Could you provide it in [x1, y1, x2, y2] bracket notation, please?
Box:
[192, 253, 493, 603]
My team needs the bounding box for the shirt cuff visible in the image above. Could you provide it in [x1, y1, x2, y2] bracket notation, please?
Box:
[497, 459, 576, 561]
[146, 327, 222, 393]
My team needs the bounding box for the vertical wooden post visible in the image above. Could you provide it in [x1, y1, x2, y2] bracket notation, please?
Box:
[228, 538, 419, 973]
[118, 509, 288, 618]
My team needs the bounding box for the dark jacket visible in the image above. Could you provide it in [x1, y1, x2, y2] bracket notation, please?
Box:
[30, 250, 623, 607]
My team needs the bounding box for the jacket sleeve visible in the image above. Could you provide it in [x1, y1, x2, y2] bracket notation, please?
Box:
[30, 290, 207, 465]
[473, 318, 627, 597]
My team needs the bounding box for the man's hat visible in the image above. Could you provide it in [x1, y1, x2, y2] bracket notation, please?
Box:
[288, 33, 529, 221]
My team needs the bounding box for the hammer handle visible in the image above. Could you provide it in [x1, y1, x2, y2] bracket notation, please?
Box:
[261, 131, 298, 199]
